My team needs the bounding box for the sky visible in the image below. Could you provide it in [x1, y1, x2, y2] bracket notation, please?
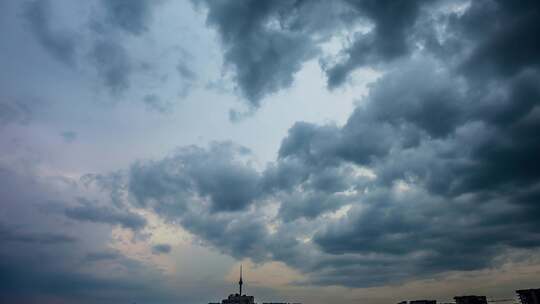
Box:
[1, 0, 540, 303]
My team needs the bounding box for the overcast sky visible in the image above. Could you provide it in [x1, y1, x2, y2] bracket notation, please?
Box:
[1, 1, 540, 303]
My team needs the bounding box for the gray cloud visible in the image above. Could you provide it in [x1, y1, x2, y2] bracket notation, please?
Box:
[4, 0, 540, 299]
[324, 0, 427, 88]
[201, 0, 324, 106]
[200, 0, 443, 103]
[273, 55, 539, 285]
[455, 0, 540, 79]
[65, 198, 146, 230]
[130, 142, 261, 213]
[197, 0, 535, 107]
[128, 142, 288, 261]
[120, 28, 540, 288]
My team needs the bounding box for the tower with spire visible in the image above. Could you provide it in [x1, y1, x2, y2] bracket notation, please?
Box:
[239, 265, 243, 296]
[208, 265, 301, 304]
[209, 265, 255, 304]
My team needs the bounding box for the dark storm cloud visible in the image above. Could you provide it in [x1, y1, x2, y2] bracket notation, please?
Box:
[128, 142, 289, 260]
[277, 191, 348, 223]
[199, 0, 538, 106]
[130, 142, 260, 213]
[263, 137, 372, 222]
[181, 210, 273, 261]
[275, 59, 539, 198]
[455, 0, 540, 78]
[152, 243, 172, 255]
[119, 0, 540, 287]
[309, 185, 540, 287]
[23, 0, 77, 65]
[65, 198, 146, 230]
[200, 0, 440, 103]
[6, 0, 538, 295]
[325, 0, 427, 88]
[271, 60, 539, 286]
[90, 39, 133, 94]
[201, 0, 323, 106]
[123, 141, 349, 262]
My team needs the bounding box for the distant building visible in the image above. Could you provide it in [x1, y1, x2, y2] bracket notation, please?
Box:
[220, 294, 255, 304]
[399, 300, 436, 304]
[517, 289, 540, 304]
[209, 266, 300, 304]
[410, 300, 437, 304]
[454, 295, 488, 304]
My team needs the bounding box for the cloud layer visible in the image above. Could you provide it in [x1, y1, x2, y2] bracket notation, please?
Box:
[122, 0, 540, 288]
[2, 0, 540, 303]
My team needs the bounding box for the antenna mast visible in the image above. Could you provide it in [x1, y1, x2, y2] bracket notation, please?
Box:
[239, 265, 243, 296]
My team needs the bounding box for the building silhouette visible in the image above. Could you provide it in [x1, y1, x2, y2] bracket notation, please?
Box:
[399, 300, 436, 304]
[411, 300, 436, 304]
[209, 266, 300, 304]
[517, 289, 540, 304]
[454, 295, 488, 304]
[208, 276, 539, 304]
[209, 265, 254, 304]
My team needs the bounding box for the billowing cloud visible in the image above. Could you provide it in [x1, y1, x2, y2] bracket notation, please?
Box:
[130, 142, 260, 213]
[116, 0, 540, 288]
[199, 0, 445, 104]
[200, 0, 327, 106]
[455, 0, 540, 78]
[324, 0, 428, 88]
